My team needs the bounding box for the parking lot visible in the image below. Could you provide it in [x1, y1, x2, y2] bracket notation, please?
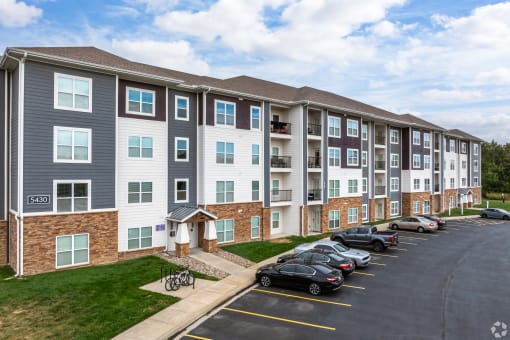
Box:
[181, 218, 510, 340]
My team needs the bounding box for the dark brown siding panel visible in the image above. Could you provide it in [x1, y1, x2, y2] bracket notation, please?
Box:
[402, 128, 410, 170]
[205, 93, 260, 129]
[118, 79, 166, 121]
[198, 93, 203, 125]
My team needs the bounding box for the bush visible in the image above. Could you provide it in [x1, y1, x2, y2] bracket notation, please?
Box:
[485, 192, 509, 200]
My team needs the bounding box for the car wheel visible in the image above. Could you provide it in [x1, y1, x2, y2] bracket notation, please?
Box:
[417, 227, 424, 233]
[391, 224, 399, 230]
[481, 214, 487, 218]
[309, 283, 321, 296]
[503, 215, 509, 220]
[260, 275, 271, 287]
[373, 241, 384, 252]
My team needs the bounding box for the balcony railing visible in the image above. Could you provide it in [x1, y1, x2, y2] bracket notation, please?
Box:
[434, 184, 440, 192]
[271, 121, 292, 135]
[270, 156, 292, 168]
[375, 161, 386, 170]
[308, 156, 321, 168]
[271, 189, 292, 202]
[375, 186, 386, 195]
[307, 123, 321, 136]
[307, 189, 322, 201]
[375, 135, 386, 145]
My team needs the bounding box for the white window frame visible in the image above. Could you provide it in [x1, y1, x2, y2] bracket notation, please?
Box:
[450, 140, 456, 152]
[424, 155, 431, 169]
[175, 178, 189, 203]
[461, 142, 467, 153]
[215, 100, 236, 127]
[252, 144, 260, 165]
[128, 181, 153, 204]
[413, 201, 421, 214]
[461, 177, 467, 187]
[348, 208, 358, 224]
[217, 219, 234, 243]
[423, 133, 431, 148]
[390, 153, 399, 168]
[328, 180, 340, 198]
[328, 147, 340, 167]
[128, 135, 153, 159]
[272, 211, 280, 229]
[413, 178, 420, 190]
[54, 126, 92, 163]
[54, 73, 92, 113]
[53, 180, 91, 213]
[450, 160, 455, 170]
[390, 201, 399, 216]
[413, 154, 420, 168]
[423, 200, 430, 214]
[347, 148, 359, 166]
[362, 124, 368, 140]
[127, 226, 152, 250]
[450, 178, 455, 189]
[390, 129, 399, 144]
[126, 86, 155, 116]
[424, 178, 431, 191]
[362, 151, 368, 167]
[474, 159, 479, 172]
[413, 131, 421, 145]
[474, 177, 479, 186]
[252, 180, 259, 201]
[348, 179, 358, 194]
[362, 178, 368, 193]
[474, 144, 479, 155]
[216, 180, 234, 203]
[251, 216, 260, 239]
[175, 137, 189, 162]
[328, 116, 341, 137]
[250, 106, 261, 130]
[216, 141, 234, 164]
[328, 210, 340, 229]
[362, 204, 368, 221]
[56, 233, 89, 268]
[347, 119, 359, 137]
[390, 177, 399, 192]
[175, 95, 189, 121]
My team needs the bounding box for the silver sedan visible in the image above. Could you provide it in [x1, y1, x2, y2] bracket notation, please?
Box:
[390, 216, 438, 233]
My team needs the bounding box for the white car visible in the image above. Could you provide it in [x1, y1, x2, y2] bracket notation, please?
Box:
[295, 240, 371, 267]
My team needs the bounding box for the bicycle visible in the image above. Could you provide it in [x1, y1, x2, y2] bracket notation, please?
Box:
[165, 266, 195, 291]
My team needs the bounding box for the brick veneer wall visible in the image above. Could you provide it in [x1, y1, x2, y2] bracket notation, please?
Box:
[261, 207, 271, 240]
[0, 220, 7, 265]
[118, 246, 165, 261]
[22, 211, 118, 275]
[369, 199, 376, 222]
[402, 192, 433, 216]
[302, 206, 309, 235]
[443, 189, 458, 210]
[322, 197, 363, 231]
[471, 187, 482, 206]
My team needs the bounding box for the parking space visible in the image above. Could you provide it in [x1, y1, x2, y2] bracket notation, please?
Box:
[183, 218, 510, 340]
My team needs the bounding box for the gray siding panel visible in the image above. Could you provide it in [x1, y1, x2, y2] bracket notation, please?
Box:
[22, 61, 116, 213]
[0, 70, 5, 219]
[263, 102, 270, 207]
[322, 110, 328, 202]
[168, 89, 197, 211]
[389, 126, 401, 206]
[302, 106, 308, 203]
[10, 67, 18, 212]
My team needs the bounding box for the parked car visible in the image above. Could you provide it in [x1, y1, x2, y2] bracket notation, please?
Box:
[480, 208, 510, 220]
[418, 215, 447, 229]
[277, 249, 355, 276]
[295, 240, 371, 267]
[330, 225, 399, 252]
[390, 216, 438, 233]
[255, 259, 344, 295]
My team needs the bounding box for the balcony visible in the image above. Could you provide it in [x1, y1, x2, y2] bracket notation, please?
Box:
[308, 156, 321, 169]
[375, 161, 386, 170]
[271, 121, 292, 135]
[434, 163, 440, 171]
[307, 123, 321, 137]
[434, 184, 440, 193]
[307, 189, 322, 201]
[271, 156, 291, 168]
[375, 186, 386, 195]
[271, 189, 292, 202]
[375, 135, 386, 145]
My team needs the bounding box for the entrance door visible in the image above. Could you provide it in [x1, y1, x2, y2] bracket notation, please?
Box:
[168, 222, 176, 251]
[189, 223, 198, 248]
[377, 202, 384, 219]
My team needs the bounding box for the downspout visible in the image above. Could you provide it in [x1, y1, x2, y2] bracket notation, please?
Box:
[301, 101, 310, 236]
[201, 87, 210, 211]
[4, 71, 9, 263]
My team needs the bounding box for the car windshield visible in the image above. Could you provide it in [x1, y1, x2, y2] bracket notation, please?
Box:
[332, 243, 349, 252]
[327, 253, 346, 262]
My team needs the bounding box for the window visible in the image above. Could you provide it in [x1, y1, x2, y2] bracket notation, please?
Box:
[175, 96, 189, 120]
[362, 178, 368, 193]
[450, 160, 455, 170]
[390, 201, 399, 216]
[128, 136, 153, 159]
[474, 177, 479, 186]
[175, 137, 189, 161]
[128, 227, 152, 250]
[347, 119, 359, 137]
[216, 142, 234, 164]
[390, 129, 399, 144]
[413, 201, 421, 213]
[56, 233, 88, 267]
[390, 178, 399, 191]
[128, 181, 152, 204]
[251, 216, 260, 238]
[54, 127, 91, 163]
[424, 178, 431, 191]
[423, 133, 431, 148]
[328, 180, 340, 198]
[449, 196, 455, 208]
[362, 124, 368, 140]
[328, 116, 340, 137]
[216, 181, 234, 203]
[348, 179, 358, 193]
[450, 140, 455, 152]
[424, 155, 431, 169]
[461, 142, 467, 153]
[252, 144, 259, 165]
[55, 181, 90, 213]
[272, 179, 280, 198]
[329, 210, 340, 229]
[54, 73, 92, 112]
[215, 100, 235, 127]
[252, 181, 259, 201]
[413, 131, 420, 145]
[474, 160, 478, 172]
[413, 178, 420, 190]
[461, 177, 467, 186]
[423, 201, 430, 214]
[328, 148, 340, 167]
[272, 211, 280, 229]
[362, 204, 368, 221]
[390, 154, 399, 168]
[474, 144, 479, 155]
[217, 219, 234, 243]
[175, 179, 188, 203]
[127, 87, 155, 116]
[347, 149, 359, 166]
[462, 160, 467, 169]
[348, 208, 358, 224]
[362, 151, 367, 167]
[413, 154, 420, 168]
[450, 178, 455, 189]
[251, 106, 260, 130]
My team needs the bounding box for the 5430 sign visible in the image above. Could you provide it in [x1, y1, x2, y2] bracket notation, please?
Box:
[27, 195, 51, 205]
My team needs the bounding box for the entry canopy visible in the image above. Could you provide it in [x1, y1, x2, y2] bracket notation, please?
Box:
[458, 188, 473, 195]
[166, 206, 217, 223]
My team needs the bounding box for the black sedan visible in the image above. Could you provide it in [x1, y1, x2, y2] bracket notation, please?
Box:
[419, 215, 447, 229]
[277, 249, 355, 276]
[255, 259, 344, 295]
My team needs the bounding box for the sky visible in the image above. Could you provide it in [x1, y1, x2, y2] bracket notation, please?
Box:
[0, 0, 509, 143]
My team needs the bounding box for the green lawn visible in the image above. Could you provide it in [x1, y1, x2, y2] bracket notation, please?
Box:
[0, 256, 214, 339]
[221, 234, 329, 263]
[0, 265, 15, 280]
[475, 199, 510, 211]
[437, 208, 480, 217]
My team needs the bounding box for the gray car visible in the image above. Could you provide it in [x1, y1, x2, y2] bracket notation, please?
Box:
[480, 208, 510, 220]
[295, 240, 371, 267]
[390, 216, 438, 233]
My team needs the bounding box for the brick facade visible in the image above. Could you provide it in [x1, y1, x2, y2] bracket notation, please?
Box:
[175, 242, 190, 257]
[202, 239, 217, 252]
[471, 187, 482, 206]
[0, 220, 7, 265]
[302, 206, 309, 235]
[118, 246, 165, 261]
[261, 207, 271, 240]
[443, 189, 458, 209]
[322, 197, 363, 231]
[22, 211, 118, 275]
[369, 199, 376, 221]
[402, 192, 433, 216]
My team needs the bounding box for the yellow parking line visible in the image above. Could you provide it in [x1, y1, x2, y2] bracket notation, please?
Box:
[399, 241, 417, 245]
[252, 288, 351, 307]
[184, 335, 212, 340]
[343, 284, 365, 290]
[369, 262, 386, 266]
[353, 271, 375, 276]
[370, 253, 398, 258]
[223, 307, 336, 331]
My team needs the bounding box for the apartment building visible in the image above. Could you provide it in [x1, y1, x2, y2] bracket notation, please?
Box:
[0, 47, 482, 275]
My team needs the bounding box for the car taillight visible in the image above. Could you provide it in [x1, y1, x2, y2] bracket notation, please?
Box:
[327, 277, 337, 282]
[389, 236, 394, 242]
[429, 223, 434, 226]
[340, 264, 350, 269]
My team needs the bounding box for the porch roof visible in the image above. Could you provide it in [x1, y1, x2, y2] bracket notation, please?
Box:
[458, 188, 473, 195]
[166, 206, 217, 223]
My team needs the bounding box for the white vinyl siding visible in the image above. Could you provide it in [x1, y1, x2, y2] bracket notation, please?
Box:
[54, 73, 92, 112]
[56, 233, 89, 268]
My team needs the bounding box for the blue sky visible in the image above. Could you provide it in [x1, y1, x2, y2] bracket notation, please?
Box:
[1, 0, 509, 143]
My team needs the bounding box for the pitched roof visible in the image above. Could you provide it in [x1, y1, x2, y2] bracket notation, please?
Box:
[446, 129, 485, 142]
[398, 113, 445, 131]
[166, 206, 217, 223]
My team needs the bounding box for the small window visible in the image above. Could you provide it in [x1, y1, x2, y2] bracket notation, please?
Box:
[252, 144, 259, 165]
[461, 142, 467, 153]
[175, 179, 188, 203]
[391, 178, 399, 191]
[347, 149, 359, 166]
[216, 181, 234, 203]
[348, 179, 358, 193]
[215, 100, 235, 127]
[474, 144, 479, 155]
[128, 181, 152, 204]
[55, 181, 90, 213]
[127, 87, 155, 116]
[390, 154, 399, 168]
[413, 154, 420, 168]
[424, 155, 431, 169]
[54, 73, 92, 112]
[423, 133, 431, 148]
[251, 216, 260, 238]
[413, 201, 421, 213]
[329, 210, 340, 229]
[424, 178, 431, 191]
[329, 180, 340, 198]
[461, 177, 467, 187]
[217, 219, 234, 243]
[413, 131, 421, 145]
[362, 151, 367, 167]
[450, 140, 456, 152]
[347, 119, 359, 137]
[128, 226, 152, 250]
[328, 147, 340, 167]
[175, 96, 189, 120]
[272, 211, 280, 229]
[328, 116, 340, 137]
[450, 178, 455, 189]
[474, 160, 479, 172]
[474, 177, 479, 186]
[175, 137, 189, 162]
[390, 201, 399, 216]
[362, 204, 368, 221]
[450, 160, 455, 170]
[462, 160, 467, 169]
[128, 136, 153, 159]
[449, 196, 456, 208]
[362, 178, 368, 193]
[252, 180, 259, 201]
[216, 142, 234, 164]
[362, 124, 368, 140]
[251, 106, 261, 130]
[348, 208, 358, 224]
[413, 178, 420, 190]
[54, 127, 91, 163]
[390, 129, 399, 144]
[56, 233, 89, 268]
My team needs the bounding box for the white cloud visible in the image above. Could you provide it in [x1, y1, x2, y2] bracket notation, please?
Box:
[368, 20, 399, 37]
[0, 0, 42, 28]
[106, 5, 140, 18]
[125, 0, 179, 13]
[368, 80, 385, 89]
[111, 39, 210, 75]
[422, 89, 482, 102]
[476, 67, 510, 85]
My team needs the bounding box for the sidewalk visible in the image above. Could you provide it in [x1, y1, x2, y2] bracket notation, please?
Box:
[113, 250, 284, 340]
